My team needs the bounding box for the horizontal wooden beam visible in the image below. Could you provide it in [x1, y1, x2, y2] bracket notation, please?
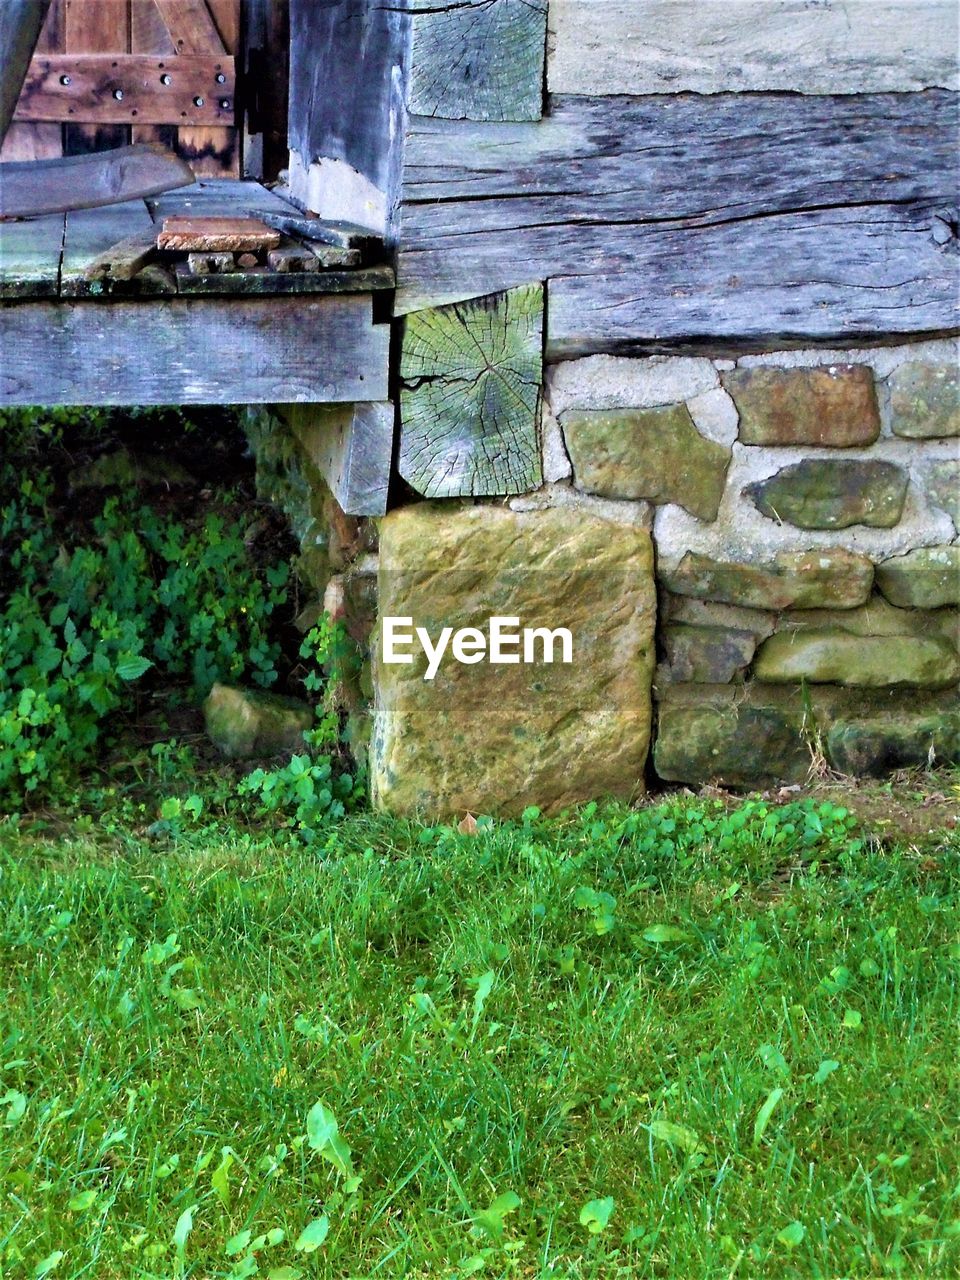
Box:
[0, 143, 194, 218]
[0, 294, 390, 405]
[16, 53, 235, 125]
[396, 90, 960, 351]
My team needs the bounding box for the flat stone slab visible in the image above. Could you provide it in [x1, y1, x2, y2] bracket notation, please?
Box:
[744, 459, 909, 529]
[753, 629, 960, 688]
[723, 364, 880, 447]
[661, 548, 874, 611]
[563, 403, 731, 521]
[888, 362, 959, 438]
[372, 503, 656, 817]
[827, 711, 960, 776]
[876, 545, 960, 609]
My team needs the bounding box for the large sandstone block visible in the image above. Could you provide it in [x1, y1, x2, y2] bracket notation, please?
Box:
[372, 504, 656, 817]
[827, 712, 960, 776]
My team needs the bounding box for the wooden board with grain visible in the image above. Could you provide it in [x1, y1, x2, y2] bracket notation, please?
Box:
[60, 198, 154, 294]
[287, 0, 408, 237]
[397, 90, 960, 352]
[17, 53, 235, 125]
[0, 294, 391, 404]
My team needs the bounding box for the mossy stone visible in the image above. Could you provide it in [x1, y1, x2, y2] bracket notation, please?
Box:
[889, 363, 960, 439]
[204, 684, 313, 759]
[661, 624, 757, 683]
[661, 548, 873, 610]
[753, 629, 959, 688]
[827, 712, 960, 776]
[744, 459, 908, 529]
[372, 503, 656, 818]
[563, 403, 731, 521]
[876, 545, 960, 610]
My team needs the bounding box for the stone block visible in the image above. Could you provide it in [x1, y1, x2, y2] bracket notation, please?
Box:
[547, 354, 717, 416]
[661, 624, 757, 683]
[922, 459, 960, 526]
[654, 685, 810, 787]
[875, 545, 960, 609]
[372, 503, 656, 817]
[827, 711, 960, 776]
[889, 363, 959, 438]
[661, 548, 874, 611]
[723, 364, 880, 447]
[753, 629, 959, 688]
[744, 459, 908, 529]
[563, 404, 731, 520]
[203, 684, 313, 759]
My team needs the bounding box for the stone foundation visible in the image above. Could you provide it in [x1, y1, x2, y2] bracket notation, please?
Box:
[248, 335, 959, 815]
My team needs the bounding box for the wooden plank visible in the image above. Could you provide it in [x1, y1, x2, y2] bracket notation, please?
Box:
[148, 177, 297, 220]
[172, 262, 395, 295]
[153, 0, 239, 177]
[0, 144, 194, 217]
[546, 204, 960, 358]
[548, 0, 960, 97]
[0, 294, 390, 404]
[287, 0, 409, 237]
[0, 212, 64, 298]
[253, 210, 382, 254]
[399, 285, 543, 498]
[241, 0, 288, 179]
[60, 197, 153, 294]
[396, 91, 960, 348]
[17, 53, 235, 125]
[408, 0, 545, 122]
[64, 0, 129, 155]
[0, 0, 53, 144]
[152, 0, 224, 52]
[3, 0, 61, 161]
[282, 401, 393, 516]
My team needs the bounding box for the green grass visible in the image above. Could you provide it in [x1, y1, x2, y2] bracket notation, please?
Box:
[0, 796, 958, 1279]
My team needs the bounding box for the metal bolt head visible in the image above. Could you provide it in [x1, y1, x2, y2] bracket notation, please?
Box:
[60, 74, 71, 86]
[194, 96, 204, 107]
[113, 88, 124, 101]
[160, 73, 172, 85]
[215, 72, 226, 84]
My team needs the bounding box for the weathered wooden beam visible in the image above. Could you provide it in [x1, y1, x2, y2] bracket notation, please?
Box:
[0, 211, 63, 299]
[171, 262, 394, 296]
[287, 0, 409, 237]
[0, 0, 52, 145]
[397, 91, 960, 350]
[0, 143, 194, 218]
[60, 199, 155, 295]
[281, 401, 394, 516]
[546, 204, 960, 358]
[548, 0, 959, 97]
[399, 284, 543, 498]
[0, 294, 390, 404]
[408, 0, 546, 122]
[16, 53, 235, 125]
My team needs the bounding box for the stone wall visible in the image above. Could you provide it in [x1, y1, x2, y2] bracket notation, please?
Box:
[546, 338, 959, 788]
[250, 335, 958, 813]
